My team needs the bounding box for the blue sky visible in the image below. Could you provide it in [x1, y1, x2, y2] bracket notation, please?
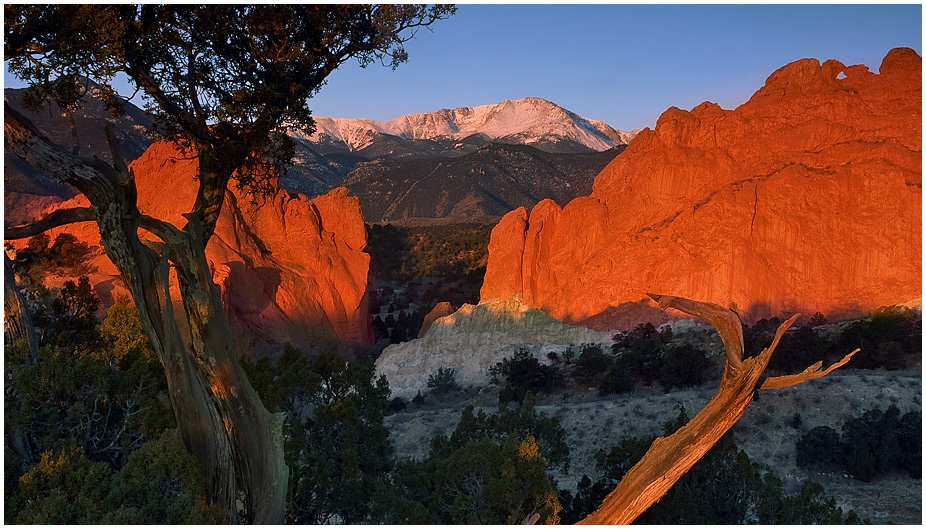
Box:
[307, 4, 922, 130]
[4, 4, 921, 131]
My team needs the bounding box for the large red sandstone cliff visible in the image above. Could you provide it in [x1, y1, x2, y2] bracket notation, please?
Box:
[18, 141, 372, 352]
[481, 48, 922, 329]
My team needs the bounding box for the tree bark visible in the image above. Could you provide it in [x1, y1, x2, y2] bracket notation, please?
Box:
[4, 104, 287, 524]
[577, 294, 857, 525]
[4, 253, 39, 364]
[4, 253, 39, 465]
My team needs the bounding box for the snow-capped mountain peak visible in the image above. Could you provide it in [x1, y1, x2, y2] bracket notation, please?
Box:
[299, 97, 636, 153]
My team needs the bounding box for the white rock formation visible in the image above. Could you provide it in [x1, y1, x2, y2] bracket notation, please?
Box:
[375, 297, 609, 399]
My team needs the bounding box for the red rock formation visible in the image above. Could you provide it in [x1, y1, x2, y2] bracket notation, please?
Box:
[481, 48, 922, 328]
[15, 141, 372, 352]
[417, 301, 456, 338]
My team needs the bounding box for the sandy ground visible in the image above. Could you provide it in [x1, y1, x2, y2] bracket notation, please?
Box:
[385, 370, 922, 524]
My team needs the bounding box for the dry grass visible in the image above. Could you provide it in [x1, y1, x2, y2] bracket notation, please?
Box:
[385, 370, 922, 524]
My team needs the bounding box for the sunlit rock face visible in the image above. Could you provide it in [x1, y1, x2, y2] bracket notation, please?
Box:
[375, 297, 608, 399]
[417, 301, 456, 339]
[22, 141, 372, 353]
[481, 48, 922, 328]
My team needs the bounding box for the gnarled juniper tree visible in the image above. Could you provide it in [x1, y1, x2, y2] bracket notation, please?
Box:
[4, 5, 454, 523]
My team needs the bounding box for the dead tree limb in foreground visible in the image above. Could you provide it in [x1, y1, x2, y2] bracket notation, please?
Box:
[577, 294, 858, 525]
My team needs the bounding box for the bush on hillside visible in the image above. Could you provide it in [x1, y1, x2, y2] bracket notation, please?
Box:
[796, 405, 921, 481]
[575, 344, 612, 381]
[489, 349, 562, 402]
[427, 367, 459, 395]
[659, 343, 711, 390]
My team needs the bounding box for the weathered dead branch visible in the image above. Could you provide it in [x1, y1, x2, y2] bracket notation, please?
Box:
[577, 293, 857, 525]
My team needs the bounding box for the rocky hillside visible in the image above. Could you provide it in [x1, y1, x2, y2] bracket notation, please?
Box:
[375, 297, 608, 399]
[384, 370, 922, 524]
[481, 48, 922, 329]
[343, 143, 623, 222]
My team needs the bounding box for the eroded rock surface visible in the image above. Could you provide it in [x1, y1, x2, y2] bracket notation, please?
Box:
[13, 141, 372, 353]
[481, 48, 922, 328]
[375, 297, 608, 399]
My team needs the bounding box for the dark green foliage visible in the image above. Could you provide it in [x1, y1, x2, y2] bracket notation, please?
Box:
[575, 343, 612, 380]
[840, 405, 919, 481]
[366, 223, 492, 345]
[8, 436, 226, 524]
[366, 223, 491, 283]
[431, 396, 570, 471]
[243, 349, 399, 523]
[489, 349, 563, 401]
[659, 343, 710, 390]
[761, 475, 864, 524]
[395, 398, 567, 524]
[102, 433, 227, 524]
[796, 405, 921, 481]
[896, 409, 922, 479]
[769, 324, 831, 373]
[8, 442, 112, 524]
[836, 308, 920, 370]
[5, 295, 173, 471]
[592, 435, 653, 485]
[10, 233, 94, 290]
[560, 408, 863, 525]
[427, 366, 459, 395]
[611, 323, 671, 384]
[49, 276, 101, 347]
[744, 307, 920, 371]
[558, 474, 614, 524]
[48, 233, 91, 272]
[386, 397, 407, 415]
[743, 317, 783, 357]
[4, 295, 202, 524]
[796, 426, 844, 469]
[598, 363, 637, 394]
[498, 382, 524, 405]
[809, 312, 829, 326]
[788, 412, 803, 429]
[603, 323, 708, 393]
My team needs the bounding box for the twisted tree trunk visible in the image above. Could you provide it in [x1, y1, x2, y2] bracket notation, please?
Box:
[578, 294, 857, 525]
[4, 104, 287, 524]
[4, 253, 39, 465]
[4, 253, 39, 364]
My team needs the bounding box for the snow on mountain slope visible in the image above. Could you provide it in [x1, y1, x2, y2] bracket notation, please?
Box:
[298, 97, 637, 153]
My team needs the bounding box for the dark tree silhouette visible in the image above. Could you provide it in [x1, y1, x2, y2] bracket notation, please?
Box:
[4, 5, 454, 523]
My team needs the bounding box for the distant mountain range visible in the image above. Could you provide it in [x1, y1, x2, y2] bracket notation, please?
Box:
[291, 97, 635, 222]
[342, 142, 624, 223]
[295, 97, 636, 154]
[5, 89, 634, 225]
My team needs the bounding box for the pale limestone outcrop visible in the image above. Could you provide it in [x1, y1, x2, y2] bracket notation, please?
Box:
[375, 297, 608, 399]
[481, 48, 922, 328]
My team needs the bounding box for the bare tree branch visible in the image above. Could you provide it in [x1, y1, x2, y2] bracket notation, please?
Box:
[105, 122, 129, 176]
[761, 349, 859, 390]
[4, 207, 96, 240]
